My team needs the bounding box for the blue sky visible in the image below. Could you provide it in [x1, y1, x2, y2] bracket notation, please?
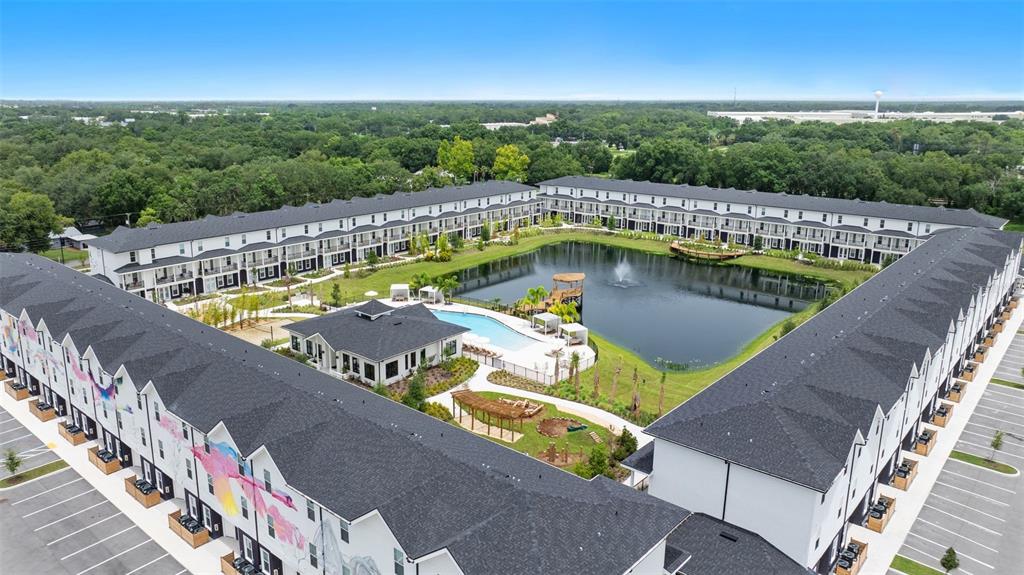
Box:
[2, 1, 1022, 101]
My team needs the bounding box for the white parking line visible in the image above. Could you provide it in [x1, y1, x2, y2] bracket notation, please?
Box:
[929, 493, 1006, 522]
[967, 419, 1019, 434]
[935, 481, 1010, 506]
[0, 416, 16, 424]
[902, 545, 977, 575]
[987, 387, 1024, 400]
[0, 433, 34, 445]
[22, 489, 97, 518]
[978, 403, 1024, 419]
[33, 501, 110, 531]
[46, 513, 123, 546]
[958, 440, 1024, 460]
[123, 553, 169, 575]
[0, 426, 27, 435]
[60, 525, 137, 560]
[12, 477, 84, 505]
[922, 504, 1002, 536]
[916, 518, 1000, 553]
[980, 396, 1024, 410]
[907, 532, 995, 569]
[942, 467, 1017, 494]
[74, 539, 153, 575]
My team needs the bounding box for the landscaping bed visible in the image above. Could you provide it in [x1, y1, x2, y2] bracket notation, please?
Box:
[487, 369, 548, 394]
[537, 417, 585, 438]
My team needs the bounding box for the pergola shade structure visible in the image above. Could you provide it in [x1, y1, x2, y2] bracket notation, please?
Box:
[390, 283, 410, 301]
[419, 286, 444, 304]
[532, 312, 561, 334]
[450, 390, 541, 440]
[559, 322, 589, 346]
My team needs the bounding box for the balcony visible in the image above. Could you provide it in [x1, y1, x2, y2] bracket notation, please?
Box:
[914, 429, 938, 456]
[250, 256, 280, 268]
[123, 280, 145, 290]
[29, 399, 56, 422]
[124, 475, 162, 508]
[168, 509, 211, 548]
[201, 263, 239, 276]
[88, 446, 122, 475]
[892, 458, 918, 491]
[155, 271, 194, 286]
[4, 378, 29, 401]
[833, 236, 867, 247]
[286, 249, 317, 260]
[946, 380, 967, 403]
[866, 494, 896, 533]
[834, 538, 867, 575]
[931, 402, 954, 428]
[59, 421, 87, 446]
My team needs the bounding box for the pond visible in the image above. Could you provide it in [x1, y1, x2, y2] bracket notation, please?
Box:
[456, 241, 826, 368]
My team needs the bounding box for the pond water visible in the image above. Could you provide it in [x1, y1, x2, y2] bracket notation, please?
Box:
[456, 241, 826, 368]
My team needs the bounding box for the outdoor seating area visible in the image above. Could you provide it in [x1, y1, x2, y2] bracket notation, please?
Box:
[974, 345, 990, 363]
[892, 458, 918, 491]
[220, 552, 258, 575]
[419, 285, 444, 304]
[834, 538, 867, 575]
[88, 445, 122, 474]
[914, 428, 938, 456]
[451, 389, 537, 441]
[124, 475, 162, 508]
[4, 378, 29, 400]
[29, 398, 56, 421]
[496, 396, 544, 417]
[531, 312, 561, 334]
[559, 322, 589, 346]
[389, 283, 410, 302]
[931, 402, 954, 427]
[947, 380, 967, 402]
[59, 421, 87, 445]
[168, 509, 211, 548]
[960, 362, 978, 382]
[866, 494, 896, 533]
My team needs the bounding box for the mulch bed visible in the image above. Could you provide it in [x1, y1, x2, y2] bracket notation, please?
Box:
[537, 417, 583, 438]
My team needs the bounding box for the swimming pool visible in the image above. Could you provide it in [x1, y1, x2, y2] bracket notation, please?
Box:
[431, 310, 538, 352]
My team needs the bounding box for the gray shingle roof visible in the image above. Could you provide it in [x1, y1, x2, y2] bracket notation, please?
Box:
[667, 514, 812, 575]
[645, 227, 1020, 490]
[90, 181, 538, 253]
[541, 176, 1008, 229]
[0, 253, 685, 574]
[286, 301, 468, 361]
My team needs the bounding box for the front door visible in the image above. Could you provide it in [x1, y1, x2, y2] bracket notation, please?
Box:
[188, 495, 198, 519]
[244, 537, 254, 562]
[203, 504, 213, 531]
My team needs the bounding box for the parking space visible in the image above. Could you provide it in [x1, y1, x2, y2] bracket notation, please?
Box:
[992, 332, 1024, 384]
[895, 337, 1024, 575]
[0, 407, 61, 479]
[0, 464, 187, 575]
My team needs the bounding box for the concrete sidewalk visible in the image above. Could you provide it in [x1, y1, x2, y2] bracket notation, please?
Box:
[854, 298, 1024, 575]
[0, 391, 230, 575]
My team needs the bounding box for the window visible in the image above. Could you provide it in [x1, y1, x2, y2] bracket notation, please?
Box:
[241, 234, 247, 245]
[267, 515, 276, 538]
[204, 436, 210, 454]
[783, 209, 788, 218]
[266, 230, 272, 241]
[837, 215, 843, 224]
[238, 457, 246, 477]
[925, 224, 931, 234]
[186, 459, 193, 479]
[116, 411, 123, 430]
[158, 440, 164, 459]
[340, 519, 350, 542]
[179, 243, 185, 255]
[141, 429, 147, 446]
[241, 495, 249, 519]
[907, 222, 913, 232]
[225, 237, 230, 247]
[307, 498, 316, 521]
[154, 402, 160, 421]
[291, 336, 300, 352]
[304, 225, 309, 235]
[281, 228, 287, 238]
[197, 241, 203, 252]
[394, 549, 405, 575]
[880, 219, 885, 228]
[746, 206, 752, 214]
[713, 202, 718, 210]
[264, 469, 272, 492]
[364, 363, 375, 381]
[208, 473, 214, 495]
[150, 248, 156, 260]
[821, 213, 827, 222]
[310, 543, 319, 568]
[385, 361, 398, 379]
[760, 207, 766, 216]
[863, 218, 869, 227]
[181, 422, 189, 440]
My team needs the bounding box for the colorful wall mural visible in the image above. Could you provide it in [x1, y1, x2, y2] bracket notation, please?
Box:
[2, 314, 19, 357]
[67, 351, 117, 402]
[318, 522, 382, 575]
[190, 438, 306, 550]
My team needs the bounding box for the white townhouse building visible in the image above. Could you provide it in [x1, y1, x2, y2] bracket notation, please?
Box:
[539, 176, 1008, 264]
[285, 300, 468, 386]
[625, 227, 1022, 574]
[0, 254, 814, 575]
[87, 181, 542, 302]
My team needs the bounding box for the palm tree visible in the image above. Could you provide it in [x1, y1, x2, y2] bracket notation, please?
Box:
[437, 275, 460, 303]
[592, 366, 600, 400]
[658, 371, 667, 417]
[611, 361, 622, 401]
[631, 368, 641, 418]
[571, 352, 581, 398]
[521, 285, 549, 310]
[552, 348, 564, 385]
[548, 301, 580, 323]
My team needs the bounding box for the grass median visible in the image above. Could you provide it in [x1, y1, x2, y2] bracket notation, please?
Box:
[0, 460, 69, 488]
[949, 450, 1018, 474]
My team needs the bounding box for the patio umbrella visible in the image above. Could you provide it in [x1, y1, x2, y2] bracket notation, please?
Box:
[364, 290, 378, 298]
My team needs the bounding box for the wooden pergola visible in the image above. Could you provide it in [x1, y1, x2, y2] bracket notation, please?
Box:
[450, 390, 537, 440]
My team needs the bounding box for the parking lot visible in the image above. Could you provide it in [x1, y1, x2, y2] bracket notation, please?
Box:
[0, 401, 187, 575]
[0, 406, 61, 479]
[893, 333, 1024, 575]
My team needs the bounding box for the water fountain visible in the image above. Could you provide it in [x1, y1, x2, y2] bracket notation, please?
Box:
[611, 259, 638, 288]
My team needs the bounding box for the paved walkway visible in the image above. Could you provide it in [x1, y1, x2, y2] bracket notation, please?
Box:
[855, 299, 1024, 575]
[0, 391, 230, 575]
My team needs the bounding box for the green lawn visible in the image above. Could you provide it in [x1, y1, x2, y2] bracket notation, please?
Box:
[0, 460, 69, 488]
[39, 247, 88, 264]
[891, 554, 945, 575]
[1002, 221, 1024, 232]
[990, 377, 1024, 391]
[949, 450, 1018, 474]
[465, 391, 613, 455]
[730, 254, 875, 290]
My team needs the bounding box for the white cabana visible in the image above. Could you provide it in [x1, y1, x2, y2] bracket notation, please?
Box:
[419, 285, 444, 304]
[532, 312, 561, 334]
[390, 283, 410, 302]
[559, 323, 589, 346]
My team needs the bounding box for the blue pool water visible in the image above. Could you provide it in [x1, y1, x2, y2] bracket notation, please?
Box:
[431, 310, 538, 351]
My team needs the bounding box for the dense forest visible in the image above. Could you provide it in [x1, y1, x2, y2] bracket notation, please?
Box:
[1, 101, 1022, 250]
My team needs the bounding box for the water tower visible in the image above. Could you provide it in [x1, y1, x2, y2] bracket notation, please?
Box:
[873, 90, 883, 119]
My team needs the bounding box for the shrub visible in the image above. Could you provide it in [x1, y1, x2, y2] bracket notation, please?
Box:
[613, 429, 638, 461]
[422, 402, 454, 422]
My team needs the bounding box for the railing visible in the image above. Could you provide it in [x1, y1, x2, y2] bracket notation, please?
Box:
[286, 250, 317, 259]
[202, 263, 239, 275]
[155, 272, 194, 285]
[250, 256, 280, 267]
[123, 280, 145, 290]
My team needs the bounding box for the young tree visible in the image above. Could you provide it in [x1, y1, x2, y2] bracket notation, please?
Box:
[611, 361, 622, 401]
[658, 371, 667, 417]
[941, 548, 959, 573]
[492, 144, 529, 182]
[330, 283, 342, 307]
[571, 351, 582, 398]
[613, 429, 638, 461]
[285, 263, 298, 307]
[592, 366, 600, 400]
[606, 215, 617, 231]
[365, 250, 380, 270]
[402, 370, 427, 411]
[481, 220, 492, 242]
[3, 448, 23, 479]
[990, 430, 1004, 462]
